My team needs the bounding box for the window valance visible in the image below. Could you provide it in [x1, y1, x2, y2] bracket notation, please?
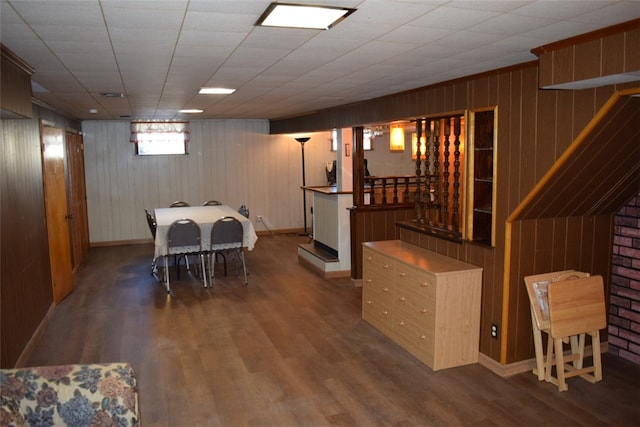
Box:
[129, 121, 190, 144]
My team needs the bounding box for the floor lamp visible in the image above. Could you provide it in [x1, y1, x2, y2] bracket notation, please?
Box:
[295, 136, 310, 236]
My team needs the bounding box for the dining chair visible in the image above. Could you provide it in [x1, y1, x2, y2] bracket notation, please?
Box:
[203, 200, 222, 206]
[145, 209, 158, 274]
[144, 209, 157, 238]
[208, 216, 247, 286]
[170, 201, 190, 207]
[164, 218, 206, 293]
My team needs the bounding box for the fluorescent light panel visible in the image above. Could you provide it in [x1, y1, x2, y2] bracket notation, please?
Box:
[180, 109, 204, 114]
[199, 87, 236, 95]
[256, 2, 356, 30]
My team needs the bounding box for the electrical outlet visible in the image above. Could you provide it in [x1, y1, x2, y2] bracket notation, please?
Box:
[491, 323, 498, 339]
[257, 215, 263, 222]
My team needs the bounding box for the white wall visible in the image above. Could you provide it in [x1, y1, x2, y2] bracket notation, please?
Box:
[364, 130, 415, 177]
[82, 119, 334, 243]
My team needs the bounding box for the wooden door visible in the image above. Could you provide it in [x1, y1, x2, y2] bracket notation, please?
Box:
[66, 129, 89, 269]
[41, 122, 74, 303]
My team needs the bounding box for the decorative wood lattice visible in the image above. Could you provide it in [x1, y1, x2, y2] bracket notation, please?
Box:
[414, 114, 465, 242]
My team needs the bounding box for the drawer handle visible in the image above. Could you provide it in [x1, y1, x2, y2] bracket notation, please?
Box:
[382, 310, 388, 316]
[421, 282, 428, 287]
[366, 300, 372, 304]
[419, 335, 426, 340]
[383, 264, 390, 270]
[367, 256, 372, 261]
[365, 279, 372, 284]
[382, 287, 389, 292]
[399, 272, 406, 277]
[398, 321, 405, 327]
[399, 296, 406, 302]
[420, 308, 427, 314]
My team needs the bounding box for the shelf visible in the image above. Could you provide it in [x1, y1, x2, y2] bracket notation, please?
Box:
[470, 108, 496, 247]
[474, 208, 493, 214]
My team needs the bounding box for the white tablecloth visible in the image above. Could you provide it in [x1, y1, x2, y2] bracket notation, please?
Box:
[153, 205, 258, 259]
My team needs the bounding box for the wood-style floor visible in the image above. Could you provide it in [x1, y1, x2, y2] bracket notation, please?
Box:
[22, 234, 639, 426]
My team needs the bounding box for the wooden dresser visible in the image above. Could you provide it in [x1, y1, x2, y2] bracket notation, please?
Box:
[362, 240, 483, 371]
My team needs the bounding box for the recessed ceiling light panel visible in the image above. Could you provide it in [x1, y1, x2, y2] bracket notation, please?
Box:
[180, 109, 204, 114]
[100, 92, 124, 98]
[199, 87, 236, 95]
[256, 2, 356, 30]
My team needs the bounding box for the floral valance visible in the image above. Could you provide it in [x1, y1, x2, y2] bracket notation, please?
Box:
[130, 121, 190, 144]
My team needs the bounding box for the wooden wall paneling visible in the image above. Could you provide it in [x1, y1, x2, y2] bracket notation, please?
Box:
[453, 80, 468, 111]
[471, 77, 490, 107]
[550, 217, 569, 273]
[625, 26, 640, 72]
[534, 89, 557, 185]
[537, 54, 554, 88]
[520, 68, 538, 196]
[468, 242, 493, 355]
[535, 218, 556, 276]
[507, 71, 524, 215]
[602, 32, 625, 76]
[505, 220, 523, 362]
[574, 38, 602, 82]
[506, 219, 535, 363]
[1, 114, 52, 367]
[581, 215, 597, 273]
[581, 215, 612, 279]
[556, 91, 577, 156]
[551, 45, 575, 86]
[565, 216, 585, 270]
[573, 90, 597, 137]
[496, 72, 512, 228]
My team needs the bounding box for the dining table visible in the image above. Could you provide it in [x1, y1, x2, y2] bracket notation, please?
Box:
[153, 205, 258, 261]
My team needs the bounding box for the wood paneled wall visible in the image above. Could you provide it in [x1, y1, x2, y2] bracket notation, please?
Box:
[534, 19, 640, 88]
[507, 215, 615, 363]
[1, 104, 81, 368]
[270, 63, 639, 364]
[81, 120, 336, 243]
[350, 206, 415, 280]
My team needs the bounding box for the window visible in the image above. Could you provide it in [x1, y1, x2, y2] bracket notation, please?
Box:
[130, 121, 189, 155]
[332, 128, 372, 151]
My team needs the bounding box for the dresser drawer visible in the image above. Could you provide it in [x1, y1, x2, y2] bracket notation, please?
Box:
[391, 310, 435, 367]
[394, 291, 435, 325]
[363, 247, 394, 279]
[396, 263, 436, 298]
[362, 288, 393, 334]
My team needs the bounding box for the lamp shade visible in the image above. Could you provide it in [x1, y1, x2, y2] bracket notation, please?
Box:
[389, 125, 405, 151]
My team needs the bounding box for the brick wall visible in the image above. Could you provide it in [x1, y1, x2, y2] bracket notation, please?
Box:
[610, 193, 640, 364]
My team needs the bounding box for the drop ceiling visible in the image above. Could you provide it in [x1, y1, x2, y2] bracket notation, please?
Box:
[1, 0, 639, 121]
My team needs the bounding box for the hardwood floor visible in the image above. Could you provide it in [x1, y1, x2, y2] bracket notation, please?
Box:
[22, 234, 639, 426]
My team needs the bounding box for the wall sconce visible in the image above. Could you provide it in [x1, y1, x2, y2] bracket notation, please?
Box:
[389, 124, 405, 152]
[412, 133, 426, 160]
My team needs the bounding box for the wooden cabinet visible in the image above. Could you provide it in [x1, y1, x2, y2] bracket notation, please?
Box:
[362, 240, 483, 371]
[1, 45, 34, 119]
[468, 108, 497, 246]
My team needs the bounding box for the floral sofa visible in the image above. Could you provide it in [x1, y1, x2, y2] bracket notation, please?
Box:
[0, 362, 139, 426]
